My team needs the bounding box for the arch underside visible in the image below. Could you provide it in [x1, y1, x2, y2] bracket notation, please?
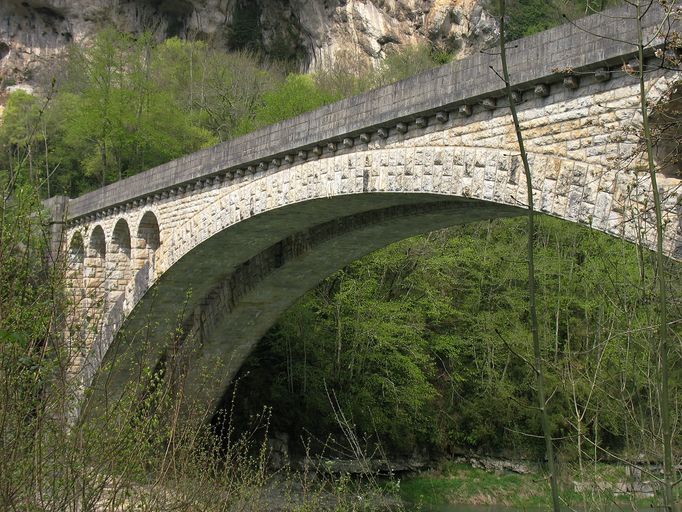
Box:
[86, 193, 524, 413]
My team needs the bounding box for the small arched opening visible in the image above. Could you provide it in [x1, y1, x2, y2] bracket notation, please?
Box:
[69, 232, 85, 265]
[67, 232, 85, 300]
[109, 219, 132, 299]
[135, 211, 161, 273]
[85, 225, 107, 313]
[651, 82, 682, 178]
[66, 232, 86, 360]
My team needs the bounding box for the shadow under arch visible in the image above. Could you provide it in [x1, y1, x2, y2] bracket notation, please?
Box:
[109, 219, 132, 300]
[69, 231, 85, 261]
[68, 231, 85, 284]
[81, 187, 680, 418]
[136, 211, 161, 274]
[84, 193, 526, 416]
[86, 226, 106, 297]
[66, 232, 86, 338]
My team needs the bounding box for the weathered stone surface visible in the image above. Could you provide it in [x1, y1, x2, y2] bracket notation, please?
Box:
[0, 0, 497, 85]
[454, 456, 533, 475]
[299, 456, 427, 475]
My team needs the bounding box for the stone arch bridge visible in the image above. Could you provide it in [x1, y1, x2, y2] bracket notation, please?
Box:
[45, 4, 681, 413]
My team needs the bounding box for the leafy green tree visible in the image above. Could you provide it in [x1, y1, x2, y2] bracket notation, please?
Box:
[153, 39, 281, 142]
[0, 91, 59, 195]
[56, 29, 216, 188]
[237, 74, 338, 135]
[487, 0, 620, 40]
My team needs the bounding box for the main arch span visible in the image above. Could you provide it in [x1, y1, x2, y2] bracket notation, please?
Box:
[45, 4, 681, 412]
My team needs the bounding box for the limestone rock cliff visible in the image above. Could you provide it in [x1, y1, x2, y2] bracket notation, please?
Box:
[0, 0, 497, 84]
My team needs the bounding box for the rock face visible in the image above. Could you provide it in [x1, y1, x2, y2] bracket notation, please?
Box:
[253, 0, 498, 70]
[0, 0, 497, 84]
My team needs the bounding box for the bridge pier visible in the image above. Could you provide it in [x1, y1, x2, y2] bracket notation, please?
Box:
[43, 195, 69, 266]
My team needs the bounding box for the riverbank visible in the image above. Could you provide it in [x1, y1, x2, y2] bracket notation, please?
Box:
[399, 461, 661, 509]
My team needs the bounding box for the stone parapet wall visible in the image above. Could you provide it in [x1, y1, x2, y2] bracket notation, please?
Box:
[63, 3, 677, 222]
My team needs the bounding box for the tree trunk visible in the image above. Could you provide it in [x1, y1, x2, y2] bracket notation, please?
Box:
[497, 2, 561, 509]
[634, 2, 675, 509]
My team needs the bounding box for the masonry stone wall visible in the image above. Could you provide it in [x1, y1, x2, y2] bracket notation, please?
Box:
[67, 71, 681, 277]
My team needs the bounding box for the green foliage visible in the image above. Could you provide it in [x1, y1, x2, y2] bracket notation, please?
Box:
[232, 217, 681, 459]
[0, 31, 219, 195]
[374, 44, 446, 87]
[237, 74, 339, 134]
[152, 38, 282, 142]
[1, 91, 42, 149]
[0, 27, 460, 198]
[0, 91, 61, 194]
[488, 0, 620, 40]
[0, 186, 54, 346]
[55, 29, 216, 188]
[0, 186, 68, 509]
[1, 30, 290, 196]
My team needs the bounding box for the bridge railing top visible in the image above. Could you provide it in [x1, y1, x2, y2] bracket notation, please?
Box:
[63, 3, 676, 222]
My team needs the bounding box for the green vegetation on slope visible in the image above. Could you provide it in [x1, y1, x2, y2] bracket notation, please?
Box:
[399, 462, 653, 509]
[487, 0, 621, 40]
[229, 217, 681, 462]
[0, 32, 446, 198]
